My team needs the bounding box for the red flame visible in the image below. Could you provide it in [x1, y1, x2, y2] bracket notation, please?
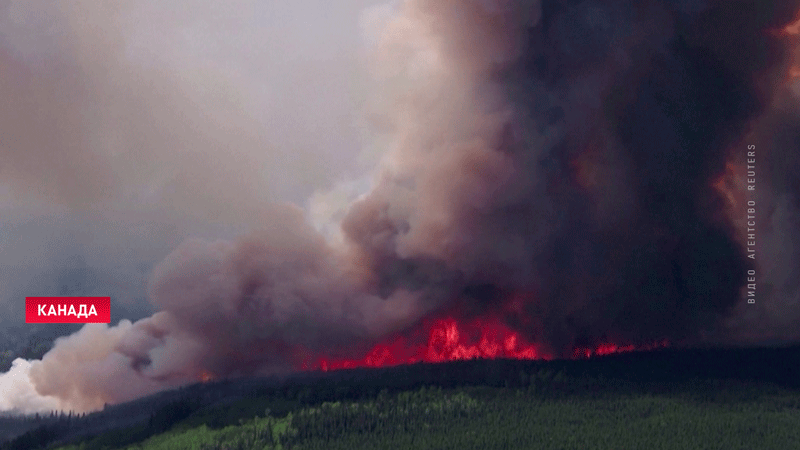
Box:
[572, 339, 670, 359]
[297, 314, 668, 372]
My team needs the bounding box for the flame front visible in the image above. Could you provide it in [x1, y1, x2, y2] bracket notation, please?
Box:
[299, 315, 669, 372]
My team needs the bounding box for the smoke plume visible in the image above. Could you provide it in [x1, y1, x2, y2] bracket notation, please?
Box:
[2, 0, 800, 413]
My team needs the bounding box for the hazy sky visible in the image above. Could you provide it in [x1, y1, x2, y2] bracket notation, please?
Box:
[0, 0, 391, 317]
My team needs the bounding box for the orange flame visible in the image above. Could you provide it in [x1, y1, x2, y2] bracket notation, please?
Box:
[784, 17, 800, 35]
[773, 13, 800, 85]
[198, 370, 214, 383]
[712, 162, 746, 211]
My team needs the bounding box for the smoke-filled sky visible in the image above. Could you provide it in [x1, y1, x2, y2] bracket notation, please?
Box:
[1, 0, 800, 414]
[0, 0, 383, 412]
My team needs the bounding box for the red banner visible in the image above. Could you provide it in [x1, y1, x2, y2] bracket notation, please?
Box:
[25, 297, 111, 323]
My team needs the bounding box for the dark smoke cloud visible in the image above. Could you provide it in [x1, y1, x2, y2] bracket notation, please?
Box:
[344, 0, 800, 351]
[723, 64, 800, 342]
[2, 0, 800, 413]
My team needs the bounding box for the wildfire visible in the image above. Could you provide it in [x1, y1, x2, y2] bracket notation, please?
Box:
[712, 162, 746, 211]
[572, 339, 670, 359]
[776, 14, 800, 84]
[784, 17, 800, 35]
[198, 370, 215, 383]
[298, 315, 669, 372]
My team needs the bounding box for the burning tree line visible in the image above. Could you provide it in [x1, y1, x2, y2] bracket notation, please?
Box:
[5, 344, 800, 449]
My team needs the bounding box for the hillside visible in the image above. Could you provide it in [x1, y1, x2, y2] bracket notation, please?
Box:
[1, 344, 799, 449]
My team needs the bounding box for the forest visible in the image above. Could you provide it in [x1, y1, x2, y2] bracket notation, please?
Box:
[1, 344, 799, 449]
